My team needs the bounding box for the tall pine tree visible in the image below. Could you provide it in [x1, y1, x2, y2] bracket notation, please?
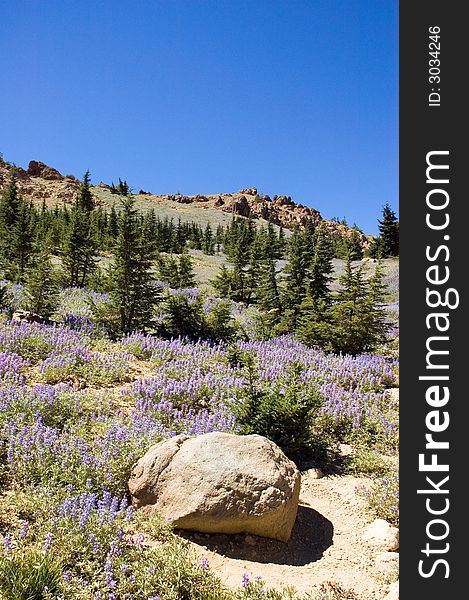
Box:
[378, 203, 399, 257]
[107, 196, 160, 334]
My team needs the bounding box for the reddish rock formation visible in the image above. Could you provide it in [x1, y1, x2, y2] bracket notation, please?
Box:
[27, 160, 63, 180]
[0, 158, 369, 248]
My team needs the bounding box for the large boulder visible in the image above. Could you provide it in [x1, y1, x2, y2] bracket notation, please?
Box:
[128, 432, 301, 542]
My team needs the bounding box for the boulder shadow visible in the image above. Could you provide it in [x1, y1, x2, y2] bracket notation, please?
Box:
[178, 504, 334, 566]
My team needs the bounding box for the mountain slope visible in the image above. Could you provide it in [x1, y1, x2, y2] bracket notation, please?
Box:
[0, 158, 369, 245]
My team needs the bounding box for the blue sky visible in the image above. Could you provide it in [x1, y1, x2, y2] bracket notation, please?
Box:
[0, 0, 398, 235]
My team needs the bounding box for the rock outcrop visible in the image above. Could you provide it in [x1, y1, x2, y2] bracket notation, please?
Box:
[0, 156, 370, 247]
[128, 432, 301, 542]
[26, 160, 63, 180]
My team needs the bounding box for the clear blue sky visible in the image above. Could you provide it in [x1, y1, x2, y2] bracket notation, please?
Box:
[0, 0, 398, 235]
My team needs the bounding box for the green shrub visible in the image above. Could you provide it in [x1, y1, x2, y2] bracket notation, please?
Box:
[234, 356, 324, 454]
[345, 448, 390, 476]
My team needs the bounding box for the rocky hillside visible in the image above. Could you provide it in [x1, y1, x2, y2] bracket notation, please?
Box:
[0, 158, 368, 245]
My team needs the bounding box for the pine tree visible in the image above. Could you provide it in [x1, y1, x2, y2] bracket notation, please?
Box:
[277, 226, 286, 257]
[205, 300, 238, 341]
[173, 218, 186, 253]
[0, 282, 9, 314]
[202, 223, 214, 255]
[307, 224, 334, 303]
[13, 200, 36, 280]
[362, 260, 389, 347]
[214, 224, 224, 253]
[211, 264, 234, 298]
[108, 205, 119, 242]
[281, 226, 309, 317]
[378, 203, 399, 257]
[158, 292, 206, 340]
[0, 170, 36, 281]
[328, 257, 370, 354]
[245, 237, 263, 304]
[63, 203, 97, 287]
[296, 296, 336, 350]
[143, 209, 158, 254]
[0, 169, 20, 231]
[230, 240, 249, 302]
[107, 197, 160, 334]
[257, 257, 282, 312]
[0, 170, 20, 275]
[347, 228, 364, 260]
[157, 254, 179, 286]
[78, 170, 94, 212]
[177, 250, 196, 288]
[25, 249, 59, 319]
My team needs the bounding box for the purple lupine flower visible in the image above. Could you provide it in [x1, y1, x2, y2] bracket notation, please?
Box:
[19, 521, 29, 539]
[43, 531, 53, 553]
[3, 533, 12, 555]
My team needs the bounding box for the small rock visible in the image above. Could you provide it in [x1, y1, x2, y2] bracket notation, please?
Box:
[308, 467, 324, 479]
[362, 519, 399, 551]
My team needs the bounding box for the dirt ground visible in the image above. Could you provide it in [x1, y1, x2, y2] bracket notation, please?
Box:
[179, 470, 397, 599]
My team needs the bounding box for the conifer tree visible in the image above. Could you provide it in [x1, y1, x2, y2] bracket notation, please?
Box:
[378, 203, 399, 257]
[362, 260, 389, 347]
[106, 196, 160, 334]
[214, 224, 224, 253]
[211, 264, 234, 298]
[158, 292, 205, 340]
[281, 225, 309, 313]
[296, 296, 336, 350]
[0, 170, 20, 273]
[0, 170, 36, 281]
[257, 257, 282, 312]
[25, 249, 59, 319]
[78, 170, 94, 212]
[143, 209, 158, 254]
[108, 205, 119, 242]
[347, 228, 364, 260]
[230, 240, 249, 302]
[307, 224, 334, 303]
[202, 223, 214, 254]
[277, 226, 286, 257]
[64, 202, 97, 287]
[328, 257, 370, 354]
[13, 200, 36, 280]
[245, 237, 263, 304]
[177, 250, 196, 288]
[173, 218, 186, 253]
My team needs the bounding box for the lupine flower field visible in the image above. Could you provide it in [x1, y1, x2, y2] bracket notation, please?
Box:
[0, 269, 399, 599]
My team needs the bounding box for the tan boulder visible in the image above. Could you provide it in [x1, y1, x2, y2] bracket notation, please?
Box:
[128, 432, 301, 542]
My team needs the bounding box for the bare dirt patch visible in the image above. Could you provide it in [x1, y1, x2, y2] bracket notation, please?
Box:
[179, 471, 395, 599]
